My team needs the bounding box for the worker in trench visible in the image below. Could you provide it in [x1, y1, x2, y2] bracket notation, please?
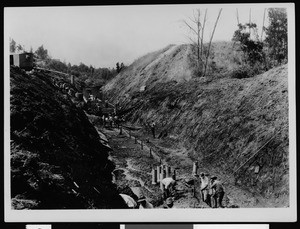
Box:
[150, 121, 156, 138]
[210, 176, 225, 208]
[161, 177, 176, 200]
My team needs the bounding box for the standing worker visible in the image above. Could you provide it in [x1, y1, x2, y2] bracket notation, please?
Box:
[200, 172, 210, 205]
[101, 115, 105, 126]
[108, 114, 113, 128]
[150, 121, 156, 138]
[210, 176, 225, 208]
[161, 177, 176, 199]
[104, 116, 109, 128]
[114, 115, 119, 128]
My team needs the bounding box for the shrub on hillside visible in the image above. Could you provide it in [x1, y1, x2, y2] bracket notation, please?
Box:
[230, 64, 263, 79]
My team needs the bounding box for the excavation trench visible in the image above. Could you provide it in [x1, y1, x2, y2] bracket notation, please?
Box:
[100, 125, 215, 208]
[97, 123, 270, 208]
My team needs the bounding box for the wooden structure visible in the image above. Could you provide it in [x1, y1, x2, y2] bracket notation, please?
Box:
[10, 53, 34, 71]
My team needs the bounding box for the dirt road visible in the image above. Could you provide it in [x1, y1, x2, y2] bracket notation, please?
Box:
[98, 123, 269, 208]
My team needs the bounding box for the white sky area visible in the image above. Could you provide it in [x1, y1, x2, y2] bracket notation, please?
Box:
[5, 4, 282, 68]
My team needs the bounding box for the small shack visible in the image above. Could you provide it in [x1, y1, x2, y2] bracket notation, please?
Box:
[10, 53, 34, 71]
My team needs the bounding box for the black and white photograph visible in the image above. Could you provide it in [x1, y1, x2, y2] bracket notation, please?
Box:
[4, 3, 296, 222]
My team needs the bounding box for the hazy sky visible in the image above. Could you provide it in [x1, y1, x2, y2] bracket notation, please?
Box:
[5, 4, 283, 68]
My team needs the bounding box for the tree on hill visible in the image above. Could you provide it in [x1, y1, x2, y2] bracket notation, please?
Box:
[46, 59, 68, 73]
[232, 23, 265, 67]
[183, 9, 206, 76]
[10, 38, 27, 53]
[183, 8, 222, 77]
[10, 38, 16, 53]
[116, 62, 126, 73]
[16, 44, 25, 53]
[264, 8, 287, 66]
[35, 45, 49, 60]
[116, 62, 120, 73]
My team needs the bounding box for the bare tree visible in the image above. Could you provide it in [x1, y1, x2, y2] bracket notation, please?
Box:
[249, 8, 252, 36]
[183, 9, 204, 73]
[236, 8, 240, 25]
[203, 8, 223, 77]
[261, 8, 266, 41]
[200, 9, 208, 73]
[183, 8, 222, 77]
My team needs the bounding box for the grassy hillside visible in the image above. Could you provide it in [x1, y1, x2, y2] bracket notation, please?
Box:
[10, 66, 127, 209]
[103, 44, 289, 207]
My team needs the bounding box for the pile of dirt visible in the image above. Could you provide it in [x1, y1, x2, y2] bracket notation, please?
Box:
[103, 44, 289, 207]
[10, 66, 127, 209]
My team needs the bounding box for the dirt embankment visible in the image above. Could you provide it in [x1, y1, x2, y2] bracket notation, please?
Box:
[103, 44, 289, 207]
[10, 66, 127, 209]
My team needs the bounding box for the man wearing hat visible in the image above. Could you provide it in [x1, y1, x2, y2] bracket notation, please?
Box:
[210, 176, 225, 208]
[137, 195, 153, 209]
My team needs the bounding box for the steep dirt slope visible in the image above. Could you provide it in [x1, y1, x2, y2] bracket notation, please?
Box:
[103, 44, 289, 207]
[105, 44, 196, 102]
[10, 66, 127, 209]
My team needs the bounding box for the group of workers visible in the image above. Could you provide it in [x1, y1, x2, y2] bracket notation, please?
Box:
[102, 114, 123, 128]
[110, 119, 225, 209]
[118, 170, 225, 209]
[101, 114, 119, 128]
[196, 172, 225, 208]
[118, 177, 176, 209]
[159, 173, 225, 208]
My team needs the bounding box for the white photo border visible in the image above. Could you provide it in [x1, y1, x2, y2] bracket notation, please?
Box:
[4, 2, 297, 222]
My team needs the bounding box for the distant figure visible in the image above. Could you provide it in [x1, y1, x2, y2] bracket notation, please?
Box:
[137, 195, 153, 209]
[108, 114, 113, 128]
[101, 115, 105, 126]
[114, 115, 119, 128]
[119, 194, 137, 209]
[210, 176, 225, 208]
[161, 177, 176, 199]
[105, 117, 109, 127]
[150, 122, 156, 138]
[163, 197, 174, 208]
[200, 172, 209, 203]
